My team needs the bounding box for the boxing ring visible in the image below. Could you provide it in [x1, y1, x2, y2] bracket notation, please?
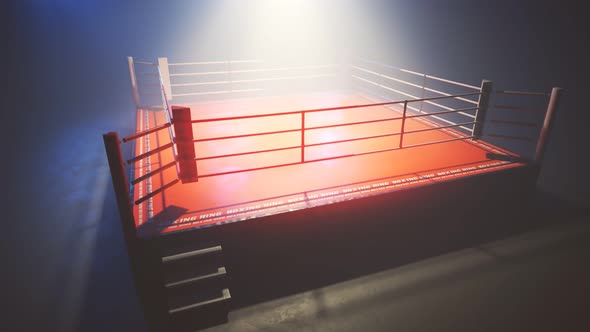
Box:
[103, 56, 561, 331]
[105, 57, 561, 237]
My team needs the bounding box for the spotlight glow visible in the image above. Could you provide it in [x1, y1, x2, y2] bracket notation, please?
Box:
[176, 0, 393, 65]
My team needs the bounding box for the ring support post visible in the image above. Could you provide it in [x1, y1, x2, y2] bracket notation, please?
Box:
[535, 87, 562, 166]
[172, 106, 199, 183]
[103, 132, 137, 250]
[473, 80, 493, 140]
[103, 132, 169, 332]
[127, 57, 141, 109]
[158, 57, 172, 103]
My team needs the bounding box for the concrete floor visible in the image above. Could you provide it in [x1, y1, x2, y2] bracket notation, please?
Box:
[7, 113, 589, 332]
[8, 2, 590, 331]
[207, 219, 590, 332]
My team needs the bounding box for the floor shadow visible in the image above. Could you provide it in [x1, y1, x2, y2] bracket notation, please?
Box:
[73, 130, 148, 332]
[137, 205, 188, 237]
[210, 178, 588, 310]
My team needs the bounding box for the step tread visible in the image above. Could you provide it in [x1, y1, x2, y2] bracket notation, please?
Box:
[169, 288, 231, 315]
[162, 245, 222, 263]
[166, 267, 227, 288]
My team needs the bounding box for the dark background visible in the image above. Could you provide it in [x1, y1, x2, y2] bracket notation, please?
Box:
[7, 0, 588, 198]
[5, 0, 588, 331]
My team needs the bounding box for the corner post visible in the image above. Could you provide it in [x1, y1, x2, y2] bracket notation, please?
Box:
[127, 57, 141, 109]
[472, 80, 493, 140]
[158, 57, 173, 103]
[172, 106, 199, 183]
[103, 132, 170, 331]
[534, 87, 563, 166]
[103, 132, 136, 252]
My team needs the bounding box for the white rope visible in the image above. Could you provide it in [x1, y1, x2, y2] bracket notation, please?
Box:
[169, 64, 337, 77]
[353, 75, 476, 119]
[172, 88, 263, 97]
[171, 74, 334, 87]
[496, 90, 548, 97]
[356, 58, 481, 90]
[134, 61, 157, 66]
[399, 68, 480, 90]
[353, 66, 479, 105]
[168, 60, 262, 66]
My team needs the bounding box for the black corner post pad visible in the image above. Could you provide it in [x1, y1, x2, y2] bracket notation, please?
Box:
[486, 152, 530, 164]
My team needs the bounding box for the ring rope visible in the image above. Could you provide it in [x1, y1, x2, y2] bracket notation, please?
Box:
[352, 75, 477, 119]
[169, 64, 337, 77]
[172, 88, 263, 97]
[171, 74, 334, 87]
[496, 90, 548, 97]
[169, 60, 261, 66]
[353, 66, 479, 105]
[357, 58, 481, 91]
[196, 135, 474, 179]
